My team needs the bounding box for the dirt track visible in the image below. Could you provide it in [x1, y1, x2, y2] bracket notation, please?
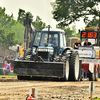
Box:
[0, 77, 100, 100]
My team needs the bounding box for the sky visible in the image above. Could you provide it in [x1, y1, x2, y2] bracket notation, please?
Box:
[0, 0, 86, 32]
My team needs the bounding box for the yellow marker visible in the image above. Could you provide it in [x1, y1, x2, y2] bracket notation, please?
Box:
[95, 51, 99, 55]
[19, 44, 25, 56]
[95, 51, 99, 58]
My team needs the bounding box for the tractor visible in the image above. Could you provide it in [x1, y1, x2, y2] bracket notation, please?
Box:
[14, 14, 81, 81]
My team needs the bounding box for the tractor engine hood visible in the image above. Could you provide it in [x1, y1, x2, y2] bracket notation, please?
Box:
[37, 46, 54, 52]
[37, 46, 54, 61]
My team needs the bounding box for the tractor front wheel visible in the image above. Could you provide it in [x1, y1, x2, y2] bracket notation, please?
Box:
[64, 58, 69, 81]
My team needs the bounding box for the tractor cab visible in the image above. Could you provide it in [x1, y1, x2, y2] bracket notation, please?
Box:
[32, 28, 66, 61]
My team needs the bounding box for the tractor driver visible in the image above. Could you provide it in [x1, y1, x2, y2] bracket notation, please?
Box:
[84, 38, 92, 46]
[49, 34, 57, 46]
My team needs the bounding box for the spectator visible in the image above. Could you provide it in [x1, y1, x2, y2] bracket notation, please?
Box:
[4, 54, 9, 61]
[74, 39, 81, 49]
[2, 61, 11, 75]
[9, 63, 13, 71]
[84, 38, 92, 46]
[3, 54, 9, 64]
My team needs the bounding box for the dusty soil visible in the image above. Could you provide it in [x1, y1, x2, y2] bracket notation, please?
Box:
[0, 77, 100, 100]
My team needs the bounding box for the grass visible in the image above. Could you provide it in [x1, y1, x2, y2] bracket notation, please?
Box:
[93, 99, 100, 100]
[0, 75, 17, 77]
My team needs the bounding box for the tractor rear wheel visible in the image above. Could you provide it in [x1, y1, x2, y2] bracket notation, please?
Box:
[64, 58, 69, 81]
[69, 51, 80, 81]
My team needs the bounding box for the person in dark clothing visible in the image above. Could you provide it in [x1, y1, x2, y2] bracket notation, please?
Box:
[74, 39, 81, 49]
[84, 38, 92, 46]
[49, 34, 57, 46]
[3, 54, 10, 64]
[4, 55, 9, 61]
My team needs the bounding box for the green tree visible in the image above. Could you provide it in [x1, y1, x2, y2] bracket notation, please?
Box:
[0, 7, 18, 48]
[11, 22, 24, 44]
[17, 8, 47, 30]
[17, 9, 26, 24]
[0, 7, 15, 29]
[87, 18, 99, 27]
[52, 0, 100, 27]
[0, 7, 48, 49]
[56, 25, 79, 41]
[17, 9, 34, 24]
[0, 23, 18, 49]
[33, 16, 47, 30]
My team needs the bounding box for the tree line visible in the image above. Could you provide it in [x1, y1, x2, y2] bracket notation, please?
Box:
[1, 0, 100, 48]
[0, 5, 83, 49]
[0, 7, 49, 49]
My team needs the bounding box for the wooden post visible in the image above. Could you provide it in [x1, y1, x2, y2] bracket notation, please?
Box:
[32, 88, 35, 98]
[32, 88, 37, 100]
[90, 82, 93, 100]
[29, 88, 37, 100]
